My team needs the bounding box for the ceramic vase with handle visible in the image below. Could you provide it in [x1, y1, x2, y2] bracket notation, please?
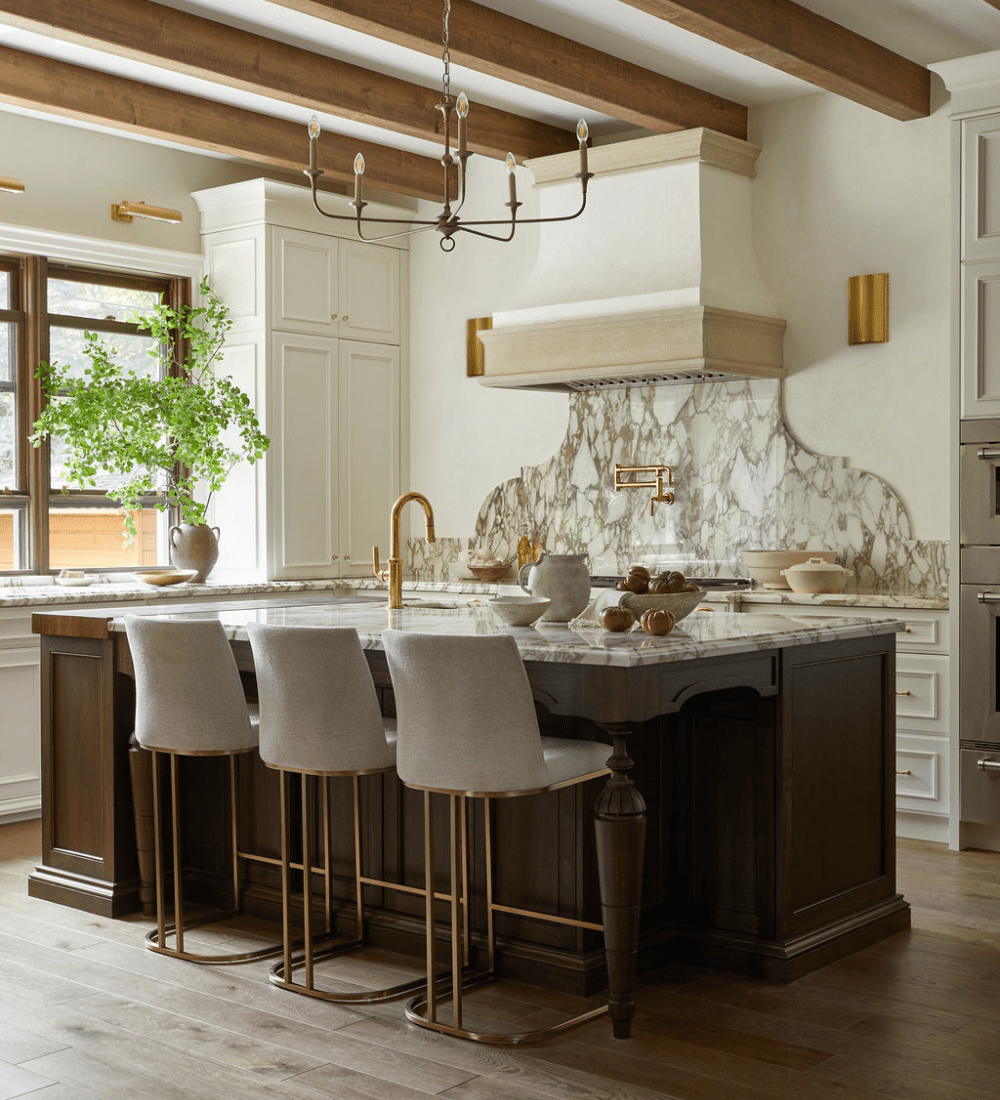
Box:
[518, 552, 590, 622]
[168, 523, 220, 583]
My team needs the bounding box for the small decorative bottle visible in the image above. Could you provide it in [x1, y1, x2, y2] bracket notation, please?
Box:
[517, 526, 533, 569]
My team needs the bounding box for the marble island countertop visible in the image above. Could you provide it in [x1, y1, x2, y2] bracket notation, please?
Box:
[37, 597, 905, 670]
[1, 572, 949, 611]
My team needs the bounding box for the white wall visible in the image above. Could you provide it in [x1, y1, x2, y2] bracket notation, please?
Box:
[407, 155, 568, 536]
[0, 110, 274, 259]
[750, 91, 952, 539]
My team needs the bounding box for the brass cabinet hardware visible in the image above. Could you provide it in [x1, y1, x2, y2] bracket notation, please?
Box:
[895, 690, 912, 697]
[342, 315, 349, 323]
[903, 627, 911, 632]
[331, 313, 339, 321]
[331, 554, 339, 561]
[895, 769, 912, 777]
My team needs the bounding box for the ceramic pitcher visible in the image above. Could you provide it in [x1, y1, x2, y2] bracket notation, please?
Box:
[518, 552, 590, 622]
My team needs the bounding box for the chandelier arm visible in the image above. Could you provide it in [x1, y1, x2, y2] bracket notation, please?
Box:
[354, 223, 440, 244]
[452, 222, 518, 243]
[309, 188, 437, 229]
[458, 202, 587, 229]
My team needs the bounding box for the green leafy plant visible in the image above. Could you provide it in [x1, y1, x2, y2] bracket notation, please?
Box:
[31, 277, 268, 542]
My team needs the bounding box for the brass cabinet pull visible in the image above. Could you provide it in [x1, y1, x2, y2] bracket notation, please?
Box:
[903, 626, 911, 633]
[331, 312, 339, 321]
[331, 554, 339, 561]
[895, 690, 912, 697]
[895, 769, 912, 777]
[342, 315, 349, 323]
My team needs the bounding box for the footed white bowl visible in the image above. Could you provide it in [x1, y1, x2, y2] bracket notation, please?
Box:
[487, 595, 551, 627]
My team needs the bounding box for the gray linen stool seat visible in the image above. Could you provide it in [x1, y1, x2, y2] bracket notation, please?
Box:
[247, 621, 435, 1003]
[382, 628, 613, 1044]
[125, 614, 281, 964]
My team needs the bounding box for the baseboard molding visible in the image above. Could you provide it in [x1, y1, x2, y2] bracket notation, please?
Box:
[896, 811, 949, 844]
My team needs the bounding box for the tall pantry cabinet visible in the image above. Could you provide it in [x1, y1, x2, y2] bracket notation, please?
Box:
[193, 180, 410, 580]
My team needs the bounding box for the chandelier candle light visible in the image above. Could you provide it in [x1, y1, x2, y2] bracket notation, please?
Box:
[304, 0, 593, 251]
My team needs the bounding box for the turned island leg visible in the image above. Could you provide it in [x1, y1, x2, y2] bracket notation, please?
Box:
[594, 725, 647, 1040]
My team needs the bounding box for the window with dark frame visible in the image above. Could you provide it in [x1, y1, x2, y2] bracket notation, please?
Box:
[0, 253, 188, 575]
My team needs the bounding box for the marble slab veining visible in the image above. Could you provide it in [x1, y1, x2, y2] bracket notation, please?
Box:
[409, 379, 948, 597]
[80, 601, 904, 670]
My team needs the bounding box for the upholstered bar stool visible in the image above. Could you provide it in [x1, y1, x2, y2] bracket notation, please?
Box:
[247, 621, 436, 1003]
[125, 614, 280, 964]
[382, 628, 612, 1044]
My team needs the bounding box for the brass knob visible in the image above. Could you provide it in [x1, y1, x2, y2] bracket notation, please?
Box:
[895, 769, 912, 777]
[342, 315, 349, 323]
[331, 313, 339, 321]
[895, 690, 911, 697]
[331, 554, 339, 561]
[344, 554, 350, 560]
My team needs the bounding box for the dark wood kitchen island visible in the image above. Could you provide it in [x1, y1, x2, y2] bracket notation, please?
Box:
[30, 597, 909, 1039]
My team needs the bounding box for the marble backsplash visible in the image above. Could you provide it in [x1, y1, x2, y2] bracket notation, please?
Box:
[410, 379, 948, 595]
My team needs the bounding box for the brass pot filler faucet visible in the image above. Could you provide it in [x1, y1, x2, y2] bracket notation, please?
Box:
[613, 463, 676, 515]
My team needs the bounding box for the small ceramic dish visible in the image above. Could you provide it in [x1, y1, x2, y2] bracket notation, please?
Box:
[469, 561, 512, 582]
[487, 595, 550, 627]
[138, 570, 198, 586]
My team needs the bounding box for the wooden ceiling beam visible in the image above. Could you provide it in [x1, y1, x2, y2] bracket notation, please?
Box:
[268, 0, 749, 140]
[619, 0, 931, 121]
[0, 44, 448, 202]
[0, 0, 569, 161]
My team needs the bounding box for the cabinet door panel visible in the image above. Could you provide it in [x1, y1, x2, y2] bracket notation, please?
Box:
[339, 241, 400, 344]
[339, 341, 399, 576]
[962, 259, 1000, 419]
[963, 115, 1000, 262]
[0, 647, 41, 821]
[270, 334, 338, 578]
[271, 227, 337, 335]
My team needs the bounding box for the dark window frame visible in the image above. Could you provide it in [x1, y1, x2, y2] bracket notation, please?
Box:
[0, 252, 189, 575]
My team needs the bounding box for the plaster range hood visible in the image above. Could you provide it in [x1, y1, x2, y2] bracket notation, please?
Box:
[477, 129, 787, 392]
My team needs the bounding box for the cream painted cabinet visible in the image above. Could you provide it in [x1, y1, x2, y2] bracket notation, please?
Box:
[268, 334, 399, 579]
[194, 178, 410, 581]
[270, 226, 401, 345]
[961, 113, 1000, 418]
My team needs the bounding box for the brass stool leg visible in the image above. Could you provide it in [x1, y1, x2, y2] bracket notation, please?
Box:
[424, 789, 437, 1027]
[151, 750, 166, 951]
[302, 774, 314, 991]
[279, 769, 293, 988]
[171, 754, 184, 956]
[449, 794, 463, 1033]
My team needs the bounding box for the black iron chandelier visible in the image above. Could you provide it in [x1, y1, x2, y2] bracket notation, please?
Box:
[303, 0, 593, 252]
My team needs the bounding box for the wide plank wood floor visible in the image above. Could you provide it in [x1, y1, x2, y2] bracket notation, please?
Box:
[2, 820, 1000, 1099]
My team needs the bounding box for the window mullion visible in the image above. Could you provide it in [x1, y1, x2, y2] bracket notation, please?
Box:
[25, 255, 49, 573]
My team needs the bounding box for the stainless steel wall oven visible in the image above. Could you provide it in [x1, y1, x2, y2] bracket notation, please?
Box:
[959, 420, 1000, 821]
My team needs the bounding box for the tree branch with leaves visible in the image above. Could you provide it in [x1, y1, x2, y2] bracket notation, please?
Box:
[31, 277, 268, 543]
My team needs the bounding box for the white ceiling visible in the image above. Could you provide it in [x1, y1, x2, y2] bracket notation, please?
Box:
[1, 0, 999, 166]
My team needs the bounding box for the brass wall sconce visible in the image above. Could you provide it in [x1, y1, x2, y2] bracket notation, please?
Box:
[614, 463, 675, 516]
[848, 273, 888, 344]
[467, 316, 492, 377]
[111, 200, 183, 224]
[0, 177, 25, 193]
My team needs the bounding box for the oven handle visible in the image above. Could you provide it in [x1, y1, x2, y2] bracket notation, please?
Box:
[978, 758, 1000, 772]
[977, 592, 1000, 603]
[978, 447, 1000, 459]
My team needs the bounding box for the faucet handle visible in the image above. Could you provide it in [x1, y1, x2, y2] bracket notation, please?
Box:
[372, 546, 388, 583]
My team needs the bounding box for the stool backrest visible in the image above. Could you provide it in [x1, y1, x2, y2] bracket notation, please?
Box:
[124, 615, 256, 754]
[247, 623, 394, 774]
[382, 630, 548, 795]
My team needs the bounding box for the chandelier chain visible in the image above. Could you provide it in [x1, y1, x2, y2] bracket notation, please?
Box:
[442, 0, 451, 102]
